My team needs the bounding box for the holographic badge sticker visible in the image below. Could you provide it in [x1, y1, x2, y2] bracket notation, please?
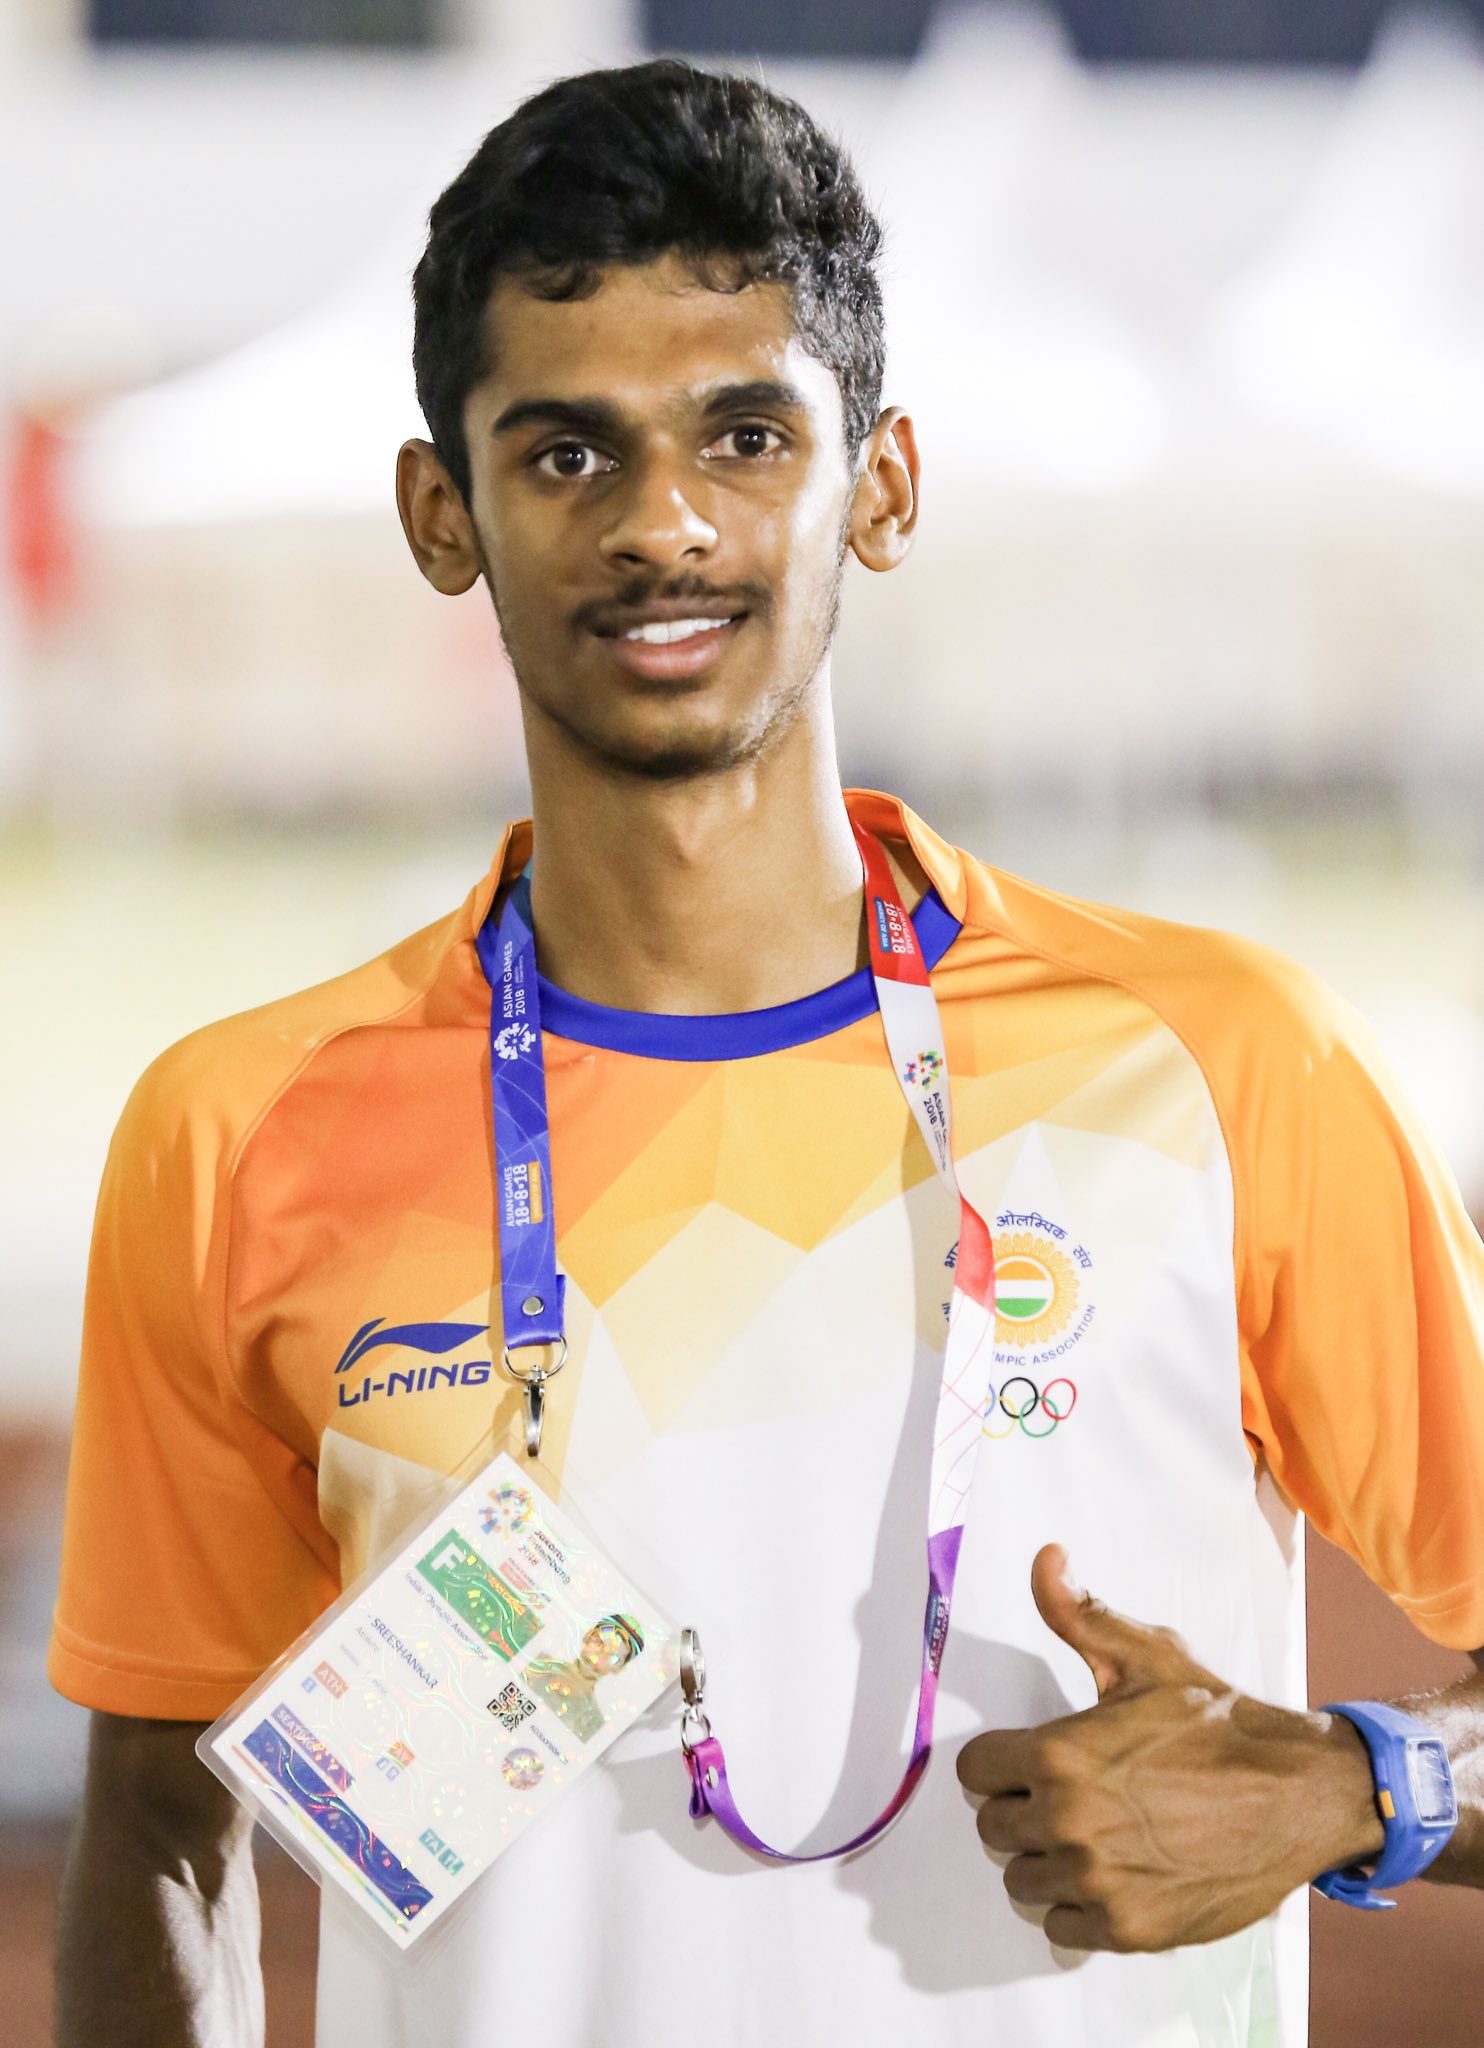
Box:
[201, 1452, 678, 1950]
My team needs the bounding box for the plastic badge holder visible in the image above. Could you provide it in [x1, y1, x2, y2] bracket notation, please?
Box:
[199, 1441, 687, 1954]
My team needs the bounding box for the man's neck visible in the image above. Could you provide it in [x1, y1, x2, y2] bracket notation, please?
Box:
[520, 690, 925, 1016]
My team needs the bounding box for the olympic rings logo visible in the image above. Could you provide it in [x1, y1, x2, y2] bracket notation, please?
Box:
[982, 1377, 1077, 1440]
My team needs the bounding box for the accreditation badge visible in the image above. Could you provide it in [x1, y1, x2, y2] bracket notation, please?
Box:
[199, 1450, 679, 1951]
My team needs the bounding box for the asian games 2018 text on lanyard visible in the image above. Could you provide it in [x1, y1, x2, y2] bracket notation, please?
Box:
[473, 824, 997, 1863]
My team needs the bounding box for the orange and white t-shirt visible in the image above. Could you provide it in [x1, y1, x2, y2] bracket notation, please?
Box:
[52, 790, 1484, 2048]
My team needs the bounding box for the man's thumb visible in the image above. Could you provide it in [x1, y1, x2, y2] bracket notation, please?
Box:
[1030, 1543, 1198, 1697]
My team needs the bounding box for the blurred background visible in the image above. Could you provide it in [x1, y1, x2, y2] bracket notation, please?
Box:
[5, 0, 1484, 2040]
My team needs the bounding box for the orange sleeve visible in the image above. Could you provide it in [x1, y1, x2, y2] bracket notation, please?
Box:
[1214, 946, 1484, 1650]
[49, 1039, 339, 1721]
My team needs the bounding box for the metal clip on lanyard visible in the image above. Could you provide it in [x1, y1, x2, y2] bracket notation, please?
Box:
[476, 830, 998, 1860]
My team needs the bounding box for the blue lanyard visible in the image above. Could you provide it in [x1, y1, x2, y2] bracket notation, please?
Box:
[473, 872, 567, 1451]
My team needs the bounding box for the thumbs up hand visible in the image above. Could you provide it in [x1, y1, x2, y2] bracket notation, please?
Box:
[955, 1545, 1385, 1952]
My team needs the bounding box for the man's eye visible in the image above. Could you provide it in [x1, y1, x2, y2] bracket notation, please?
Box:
[535, 442, 615, 479]
[709, 424, 782, 460]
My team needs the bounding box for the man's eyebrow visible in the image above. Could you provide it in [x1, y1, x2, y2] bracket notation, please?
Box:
[490, 396, 627, 439]
[490, 379, 812, 441]
[697, 378, 810, 419]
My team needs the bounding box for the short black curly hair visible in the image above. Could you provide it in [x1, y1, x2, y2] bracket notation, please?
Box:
[411, 59, 886, 505]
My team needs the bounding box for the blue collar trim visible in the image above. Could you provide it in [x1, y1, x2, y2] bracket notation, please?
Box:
[535, 889, 961, 1062]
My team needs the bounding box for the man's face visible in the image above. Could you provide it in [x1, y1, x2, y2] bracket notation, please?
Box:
[457, 255, 858, 780]
[579, 1621, 634, 1677]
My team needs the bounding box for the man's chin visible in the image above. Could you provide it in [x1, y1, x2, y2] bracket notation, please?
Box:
[519, 650, 821, 783]
[551, 708, 769, 784]
[602, 738, 754, 783]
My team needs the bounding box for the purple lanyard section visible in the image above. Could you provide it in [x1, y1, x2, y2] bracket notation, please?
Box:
[682, 1525, 963, 1861]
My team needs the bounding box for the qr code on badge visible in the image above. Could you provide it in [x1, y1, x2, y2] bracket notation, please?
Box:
[487, 1681, 535, 1732]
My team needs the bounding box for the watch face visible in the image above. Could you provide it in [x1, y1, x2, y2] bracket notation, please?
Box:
[1407, 1739, 1458, 1827]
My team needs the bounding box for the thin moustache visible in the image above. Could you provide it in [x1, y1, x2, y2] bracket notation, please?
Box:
[577, 584, 770, 637]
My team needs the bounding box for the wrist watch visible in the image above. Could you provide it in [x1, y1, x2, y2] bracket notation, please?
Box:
[1312, 1700, 1458, 1910]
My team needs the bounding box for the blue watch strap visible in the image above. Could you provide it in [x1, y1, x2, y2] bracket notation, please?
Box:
[1313, 1701, 1458, 1911]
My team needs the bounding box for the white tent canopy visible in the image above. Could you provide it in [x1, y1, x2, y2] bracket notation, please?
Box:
[67, 3, 1484, 528]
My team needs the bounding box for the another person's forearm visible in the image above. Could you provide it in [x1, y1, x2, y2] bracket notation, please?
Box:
[1400, 1663, 1484, 1884]
[1314, 1664, 1484, 1888]
[54, 1803, 263, 2048]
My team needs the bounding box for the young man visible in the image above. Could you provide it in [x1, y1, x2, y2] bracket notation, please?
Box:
[51, 57, 1484, 2048]
[524, 1613, 645, 1743]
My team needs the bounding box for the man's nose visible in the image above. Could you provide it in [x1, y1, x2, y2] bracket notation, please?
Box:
[598, 456, 718, 572]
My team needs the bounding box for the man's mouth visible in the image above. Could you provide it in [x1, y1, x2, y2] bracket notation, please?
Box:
[619, 615, 739, 645]
[591, 609, 748, 681]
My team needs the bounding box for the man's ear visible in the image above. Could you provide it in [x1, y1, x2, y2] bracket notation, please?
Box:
[395, 438, 483, 595]
[845, 407, 920, 575]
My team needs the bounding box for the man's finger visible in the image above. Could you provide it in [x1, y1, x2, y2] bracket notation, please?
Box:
[1030, 1543, 1213, 1698]
[975, 1791, 1049, 1854]
[956, 1727, 1042, 1798]
[1002, 1847, 1091, 1908]
[1043, 1902, 1103, 1951]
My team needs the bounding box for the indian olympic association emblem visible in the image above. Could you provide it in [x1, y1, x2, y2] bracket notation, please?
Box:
[995, 1233, 1081, 1348]
[992, 1215, 1095, 1352]
[980, 1212, 1096, 1441]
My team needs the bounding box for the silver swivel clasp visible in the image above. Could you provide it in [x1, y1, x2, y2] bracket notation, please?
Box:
[679, 1626, 711, 1754]
[499, 1336, 570, 1457]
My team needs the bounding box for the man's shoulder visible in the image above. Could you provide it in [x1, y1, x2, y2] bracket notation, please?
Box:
[115, 894, 480, 1180]
[895, 795, 1332, 1057]
[951, 848, 1362, 1076]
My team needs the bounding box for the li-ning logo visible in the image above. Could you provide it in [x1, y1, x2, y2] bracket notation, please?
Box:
[333, 1316, 492, 1410]
[902, 1049, 943, 1091]
[494, 1023, 536, 1061]
[872, 896, 915, 956]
